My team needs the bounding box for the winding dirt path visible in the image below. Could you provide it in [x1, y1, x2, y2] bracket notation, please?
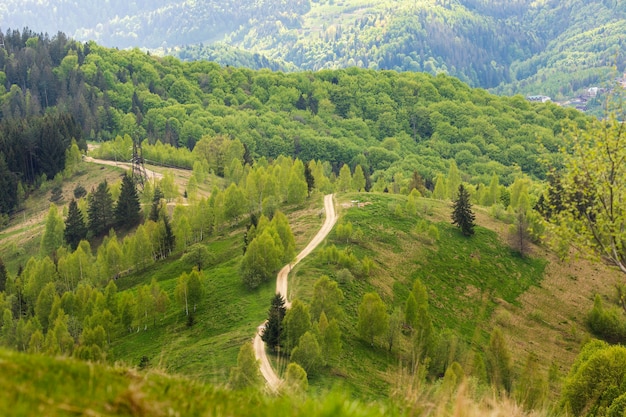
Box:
[253, 193, 337, 392]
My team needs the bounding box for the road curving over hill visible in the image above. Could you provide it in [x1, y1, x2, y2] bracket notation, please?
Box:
[253, 193, 337, 392]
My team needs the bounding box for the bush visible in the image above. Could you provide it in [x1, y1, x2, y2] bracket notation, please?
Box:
[586, 295, 626, 343]
[73, 184, 87, 199]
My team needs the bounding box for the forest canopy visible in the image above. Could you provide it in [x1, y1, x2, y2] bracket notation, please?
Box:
[0, 28, 591, 214]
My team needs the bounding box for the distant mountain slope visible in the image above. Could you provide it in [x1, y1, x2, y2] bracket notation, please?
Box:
[2, 0, 625, 93]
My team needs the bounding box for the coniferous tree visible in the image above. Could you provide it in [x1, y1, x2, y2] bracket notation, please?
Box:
[0, 258, 7, 293]
[451, 184, 475, 236]
[64, 199, 87, 250]
[304, 161, 315, 196]
[149, 186, 164, 222]
[87, 180, 114, 236]
[115, 174, 141, 228]
[261, 293, 287, 352]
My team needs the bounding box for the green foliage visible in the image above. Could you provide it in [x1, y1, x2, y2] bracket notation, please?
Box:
[485, 328, 513, 394]
[291, 331, 323, 377]
[40, 204, 65, 256]
[548, 113, 626, 275]
[87, 180, 114, 237]
[357, 292, 388, 346]
[451, 184, 476, 237]
[228, 342, 262, 391]
[284, 362, 308, 394]
[261, 294, 286, 352]
[562, 342, 626, 417]
[282, 299, 311, 353]
[586, 294, 626, 344]
[309, 275, 344, 322]
[114, 174, 141, 229]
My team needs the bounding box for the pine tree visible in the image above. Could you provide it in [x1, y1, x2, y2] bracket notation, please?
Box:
[0, 258, 7, 293]
[64, 199, 87, 250]
[304, 162, 315, 196]
[149, 186, 164, 222]
[115, 174, 141, 229]
[451, 184, 476, 236]
[87, 180, 114, 236]
[261, 294, 287, 352]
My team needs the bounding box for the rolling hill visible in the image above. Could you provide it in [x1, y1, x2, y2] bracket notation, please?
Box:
[2, 0, 625, 97]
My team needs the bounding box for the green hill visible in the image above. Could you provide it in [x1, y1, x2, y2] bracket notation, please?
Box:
[2, 0, 624, 95]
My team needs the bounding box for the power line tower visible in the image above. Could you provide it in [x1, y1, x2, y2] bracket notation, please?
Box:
[131, 140, 148, 190]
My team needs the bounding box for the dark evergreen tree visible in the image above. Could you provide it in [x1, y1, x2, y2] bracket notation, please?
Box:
[304, 162, 315, 197]
[0, 258, 7, 293]
[295, 93, 307, 110]
[87, 180, 114, 236]
[149, 186, 165, 222]
[261, 294, 287, 352]
[64, 199, 87, 250]
[451, 184, 476, 236]
[115, 174, 141, 228]
[0, 154, 18, 215]
[158, 214, 176, 258]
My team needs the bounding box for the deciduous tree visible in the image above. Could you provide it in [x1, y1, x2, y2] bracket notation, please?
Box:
[357, 292, 388, 346]
[548, 114, 626, 274]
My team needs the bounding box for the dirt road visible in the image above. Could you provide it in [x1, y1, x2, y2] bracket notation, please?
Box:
[254, 193, 337, 392]
[83, 156, 164, 181]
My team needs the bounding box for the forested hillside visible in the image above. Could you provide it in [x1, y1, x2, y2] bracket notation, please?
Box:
[0, 28, 590, 216]
[2, 29, 626, 417]
[2, 0, 625, 96]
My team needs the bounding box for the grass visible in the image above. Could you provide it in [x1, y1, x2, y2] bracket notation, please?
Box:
[1, 346, 558, 417]
[110, 196, 328, 385]
[285, 192, 547, 398]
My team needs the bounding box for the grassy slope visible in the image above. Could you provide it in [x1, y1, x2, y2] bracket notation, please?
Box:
[0, 163, 128, 275]
[287, 192, 624, 400]
[0, 348, 398, 417]
[109, 195, 326, 383]
[287, 193, 545, 396]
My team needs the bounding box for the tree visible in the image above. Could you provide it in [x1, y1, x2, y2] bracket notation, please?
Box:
[114, 174, 141, 229]
[357, 292, 388, 346]
[304, 162, 315, 197]
[549, 114, 626, 274]
[187, 268, 204, 313]
[446, 160, 462, 200]
[87, 180, 114, 236]
[515, 351, 547, 411]
[451, 184, 476, 236]
[310, 275, 344, 322]
[316, 312, 341, 364]
[261, 294, 286, 352]
[240, 230, 282, 289]
[336, 164, 352, 192]
[175, 268, 204, 316]
[290, 331, 323, 376]
[40, 204, 65, 256]
[510, 191, 532, 257]
[405, 292, 419, 329]
[433, 174, 447, 200]
[0, 258, 7, 293]
[386, 307, 403, 352]
[228, 342, 262, 390]
[64, 199, 87, 250]
[284, 363, 308, 393]
[352, 164, 366, 192]
[282, 299, 311, 352]
[271, 211, 295, 264]
[485, 327, 513, 393]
